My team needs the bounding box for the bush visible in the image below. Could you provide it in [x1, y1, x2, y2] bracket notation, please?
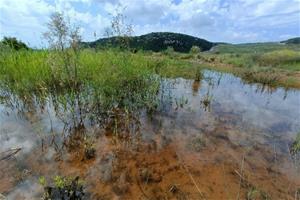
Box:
[190, 45, 201, 54]
[0, 37, 29, 50]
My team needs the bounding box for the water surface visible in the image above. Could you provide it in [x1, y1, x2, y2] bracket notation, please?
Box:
[1, 70, 300, 199]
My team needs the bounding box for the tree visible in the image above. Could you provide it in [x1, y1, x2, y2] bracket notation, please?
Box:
[105, 6, 134, 50]
[1, 37, 29, 50]
[43, 12, 81, 86]
[43, 12, 81, 52]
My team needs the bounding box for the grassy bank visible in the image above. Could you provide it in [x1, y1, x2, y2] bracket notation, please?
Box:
[1, 43, 300, 107]
[150, 43, 300, 89]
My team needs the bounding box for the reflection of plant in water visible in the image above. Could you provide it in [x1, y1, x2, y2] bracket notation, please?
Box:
[192, 80, 201, 96]
[109, 108, 142, 138]
[175, 96, 188, 110]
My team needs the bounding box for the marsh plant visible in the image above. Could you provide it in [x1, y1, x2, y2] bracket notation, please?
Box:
[194, 68, 203, 81]
[39, 176, 85, 199]
[246, 187, 270, 200]
[290, 132, 300, 155]
[190, 45, 201, 54]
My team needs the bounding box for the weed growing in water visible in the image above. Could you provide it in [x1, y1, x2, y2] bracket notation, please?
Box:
[290, 132, 300, 155]
[241, 70, 280, 86]
[194, 68, 203, 81]
[39, 176, 84, 200]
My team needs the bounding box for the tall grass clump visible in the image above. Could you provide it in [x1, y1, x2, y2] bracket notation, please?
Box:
[0, 49, 51, 100]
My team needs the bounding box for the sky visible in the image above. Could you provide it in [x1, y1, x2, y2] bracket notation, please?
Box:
[0, 0, 299, 47]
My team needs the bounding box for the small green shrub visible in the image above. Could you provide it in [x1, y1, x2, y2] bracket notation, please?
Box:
[190, 45, 201, 54]
[40, 176, 84, 200]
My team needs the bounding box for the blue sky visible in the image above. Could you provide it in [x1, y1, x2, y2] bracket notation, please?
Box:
[0, 0, 299, 47]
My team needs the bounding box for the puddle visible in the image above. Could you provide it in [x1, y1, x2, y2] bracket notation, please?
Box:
[0, 70, 300, 199]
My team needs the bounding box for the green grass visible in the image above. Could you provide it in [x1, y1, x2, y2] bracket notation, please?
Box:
[210, 43, 300, 71]
[255, 50, 300, 70]
[0, 49, 162, 121]
[158, 43, 300, 88]
[213, 43, 300, 54]
[149, 54, 203, 79]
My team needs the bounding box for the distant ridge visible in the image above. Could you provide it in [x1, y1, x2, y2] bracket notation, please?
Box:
[281, 37, 300, 44]
[81, 32, 215, 53]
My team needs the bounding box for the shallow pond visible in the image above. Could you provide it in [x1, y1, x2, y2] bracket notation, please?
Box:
[1, 70, 300, 199]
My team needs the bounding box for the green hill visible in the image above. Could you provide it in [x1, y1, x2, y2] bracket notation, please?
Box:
[81, 32, 214, 53]
[281, 37, 300, 44]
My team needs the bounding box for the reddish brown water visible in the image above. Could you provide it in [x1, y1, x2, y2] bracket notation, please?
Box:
[1, 70, 300, 199]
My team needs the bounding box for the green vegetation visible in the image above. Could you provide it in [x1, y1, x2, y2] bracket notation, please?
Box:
[247, 187, 270, 200]
[290, 132, 300, 155]
[1, 11, 299, 124]
[281, 37, 300, 45]
[190, 45, 201, 54]
[0, 49, 161, 112]
[212, 42, 300, 54]
[151, 42, 300, 88]
[81, 32, 214, 52]
[0, 12, 163, 132]
[0, 37, 29, 50]
[39, 176, 84, 199]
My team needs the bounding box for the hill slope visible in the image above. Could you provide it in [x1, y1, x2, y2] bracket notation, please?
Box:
[82, 32, 214, 53]
[281, 37, 300, 44]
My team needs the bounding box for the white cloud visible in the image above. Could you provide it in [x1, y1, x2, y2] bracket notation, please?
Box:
[0, 0, 299, 46]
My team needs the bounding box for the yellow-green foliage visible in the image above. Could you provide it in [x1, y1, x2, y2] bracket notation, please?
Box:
[256, 49, 300, 67]
[190, 45, 201, 54]
[0, 50, 51, 97]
